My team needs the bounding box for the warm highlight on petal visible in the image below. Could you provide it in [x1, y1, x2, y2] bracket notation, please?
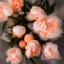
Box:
[26, 6, 46, 21]
[8, 0, 24, 12]
[33, 15, 63, 40]
[19, 40, 27, 49]
[0, 2, 13, 22]
[41, 42, 61, 60]
[6, 47, 22, 64]
[25, 40, 41, 58]
[13, 25, 26, 38]
[24, 34, 34, 42]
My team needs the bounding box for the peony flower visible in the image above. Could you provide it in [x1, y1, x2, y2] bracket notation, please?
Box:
[13, 25, 26, 38]
[33, 15, 63, 40]
[0, 2, 13, 22]
[39, 15, 63, 40]
[26, 6, 45, 21]
[24, 34, 34, 42]
[19, 40, 27, 49]
[33, 15, 47, 33]
[6, 47, 22, 64]
[2, 2, 13, 16]
[41, 42, 61, 60]
[8, 0, 24, 12]
[25, 40, 41, 58]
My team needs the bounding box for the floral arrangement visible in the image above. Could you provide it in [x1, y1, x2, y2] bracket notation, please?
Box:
[0, 0, 63, 64]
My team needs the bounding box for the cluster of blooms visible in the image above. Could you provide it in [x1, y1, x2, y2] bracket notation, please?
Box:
[27, 6, 63, 40]
[6, 42, 61, 64]
[0, 0, 24, 22]
[6, 34, 41, 64]
[0, 0, 63, 64]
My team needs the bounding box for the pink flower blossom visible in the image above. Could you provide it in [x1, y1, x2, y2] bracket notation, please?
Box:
[25, 40, 41, 58]
[2, 2, 13, 16]
[0, 2, 13, 22]
[6, 47, 22, 64]
[33, 15, 47, 33]
[33, 15, 63, 40]
[26, 6, 45, 21]
[13, 25, 26, 38]
[41, 42, 61, 60]
[8, 0, 24, 12]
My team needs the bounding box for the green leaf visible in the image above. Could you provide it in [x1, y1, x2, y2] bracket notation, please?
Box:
[2, 21, 7, 31]
[14, 37, 19, 44]
[25, 0, 32, 9]
[23, 0, 31, 13]
[30, 58, 35, 64]
[8, 37, 19, 47]
[41, 1, 46, 8]
[8, 42, 13, 48]
[45, 0, 50, 15]
[33, 1, 39, 6]
[50, 3, 56, 13]
[46, 0, 50, 8]
[40, 0, 45, 7]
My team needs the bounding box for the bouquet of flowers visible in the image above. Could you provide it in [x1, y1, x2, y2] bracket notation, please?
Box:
[0, 0, 63, 64]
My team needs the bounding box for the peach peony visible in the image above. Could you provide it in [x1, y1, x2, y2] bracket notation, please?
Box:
[6, 47, 22, 64]
[13, 25, 26, 38]
[0, 2, 13, 22]
[33, 15, 47, 33]
[25, 40, 41, 58]
[26, 6, 45, 21]
[2, 2, 13, 16]
[24, 34, 34, 42]
[8, 0, 24, 12]
[19, 40, 27, 49]
[39, 15, 63, 40]
[33, 15, 63, 40]
[41, 42, 61, 60]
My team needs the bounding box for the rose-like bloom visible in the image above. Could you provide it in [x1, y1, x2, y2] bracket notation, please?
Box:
[41, 42, 61, 60]
[0, 2, 13, 22]
[8, 0, 24, 12]
[2, 2, 13, 16]
[39, 15, 63, 40]
[33, 15, 47, 33]
[26, 6, 45, 21]
[33, 15, 63, 40]
[6, 47, 22, 64]
[25, 40, 41, 58]
[13, 25, 26, 38]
